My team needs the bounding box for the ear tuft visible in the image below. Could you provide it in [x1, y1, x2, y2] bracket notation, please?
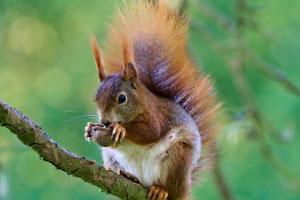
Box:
[122, 38, 137, 82]
[91, 36, 105, 81]
[123, 38, 134, 67]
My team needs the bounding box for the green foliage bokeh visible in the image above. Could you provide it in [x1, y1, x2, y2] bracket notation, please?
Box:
[0, 0, 300, 199]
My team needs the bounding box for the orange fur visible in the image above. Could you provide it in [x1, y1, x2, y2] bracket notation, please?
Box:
[103, 0, 220, 171]
[91, 37, 106, 80]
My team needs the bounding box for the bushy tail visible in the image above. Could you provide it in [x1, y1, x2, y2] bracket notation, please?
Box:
[104, 0, 221, 170]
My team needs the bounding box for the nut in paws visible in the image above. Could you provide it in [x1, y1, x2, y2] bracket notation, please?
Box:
[85, 122, 105, 141]
[84, 122, 114, 146]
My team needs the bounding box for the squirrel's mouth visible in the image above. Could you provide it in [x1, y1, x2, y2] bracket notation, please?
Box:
[101, 120, 111, 128]
[101, 120, 123, 128]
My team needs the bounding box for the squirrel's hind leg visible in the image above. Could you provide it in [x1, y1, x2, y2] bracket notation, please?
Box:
[156, 130, 195, 200]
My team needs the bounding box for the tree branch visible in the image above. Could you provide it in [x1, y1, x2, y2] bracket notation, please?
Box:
[0, 99, 148, 200]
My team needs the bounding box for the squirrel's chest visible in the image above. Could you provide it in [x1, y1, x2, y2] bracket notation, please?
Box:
[107, 130, 181, 186]
[113, 143, 165, 186]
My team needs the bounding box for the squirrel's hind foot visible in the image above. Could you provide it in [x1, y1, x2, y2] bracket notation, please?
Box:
[148, 185, 168, 200]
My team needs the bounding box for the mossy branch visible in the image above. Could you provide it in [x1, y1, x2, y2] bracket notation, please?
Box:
[0, 99, 148, 200]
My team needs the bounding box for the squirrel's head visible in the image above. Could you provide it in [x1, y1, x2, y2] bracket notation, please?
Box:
[91, 37, 143, 125]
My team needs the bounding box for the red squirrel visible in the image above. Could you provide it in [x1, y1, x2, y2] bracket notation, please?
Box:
[84, 1, 220, 200]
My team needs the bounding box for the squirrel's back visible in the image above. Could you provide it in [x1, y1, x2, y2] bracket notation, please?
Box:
[104, 0, 220, 169]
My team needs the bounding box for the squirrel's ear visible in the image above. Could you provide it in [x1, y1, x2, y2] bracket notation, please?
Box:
[91, 37, 105, 81]
[123, 63, 137, 82]
[122, 39, 137, 82]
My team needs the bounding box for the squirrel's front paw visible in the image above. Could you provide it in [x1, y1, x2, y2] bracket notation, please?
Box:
[84, 122, 106, 142]
[110, 123, 126, 146]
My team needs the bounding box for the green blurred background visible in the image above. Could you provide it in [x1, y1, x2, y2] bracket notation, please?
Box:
[0, 0, 300, 199]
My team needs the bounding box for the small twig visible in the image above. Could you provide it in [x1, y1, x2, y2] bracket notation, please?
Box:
[231, 0, 300, 189]
[213, 151, 236, 200]
[190, 21, 237, 200]
[0, 99, 148, 200]
[190, 20, 231, 53]
[191, 0, 234, 32]
[248, 51, 300, 96]
[192, 21, 300, 185]
[178, 0, 189, 16]
[191, 0, 300, 191]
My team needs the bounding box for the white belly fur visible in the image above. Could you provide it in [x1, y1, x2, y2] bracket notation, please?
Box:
[101, 127, 197, 186]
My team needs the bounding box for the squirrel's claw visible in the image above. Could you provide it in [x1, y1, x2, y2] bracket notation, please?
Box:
[111, 123, 126, 146]
[148, 185, 168, 200]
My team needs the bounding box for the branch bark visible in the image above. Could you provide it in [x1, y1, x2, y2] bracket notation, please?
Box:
[0, 99, 148, 200]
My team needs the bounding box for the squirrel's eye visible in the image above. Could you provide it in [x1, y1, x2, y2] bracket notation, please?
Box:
[118, 93, 127, 104]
